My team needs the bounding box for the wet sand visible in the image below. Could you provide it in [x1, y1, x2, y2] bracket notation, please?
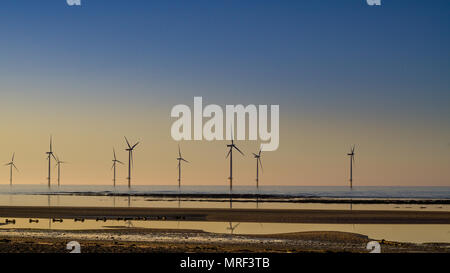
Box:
[1, 206, 450, 224]
[0, 228, 449, 253]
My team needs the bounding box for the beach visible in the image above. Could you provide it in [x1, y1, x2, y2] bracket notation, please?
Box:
[0, 228, 449, 253]
[1, 187, 449, 253]
[0, 205, 449, 253]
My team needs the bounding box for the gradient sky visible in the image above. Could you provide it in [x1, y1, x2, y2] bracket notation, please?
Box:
[0, 0, 449, 186]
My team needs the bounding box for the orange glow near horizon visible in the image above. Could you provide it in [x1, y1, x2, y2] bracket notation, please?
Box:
[0, 99, 449, 187]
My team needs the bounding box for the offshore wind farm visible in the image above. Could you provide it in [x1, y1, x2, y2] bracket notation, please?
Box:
[0, 0, 449, 255]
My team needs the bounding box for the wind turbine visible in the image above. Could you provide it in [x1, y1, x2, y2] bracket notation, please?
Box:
[55, 155, 67, 187]
[226, 131, 244, 192]
[176, 145, 189, 190]
[252, 149, 263, 189]
[46, 136, 57, 188]
[5, 153, 18, 186]
[111, 148, 124, 187]
[124, 136, 139, 189]
[347, 145, 356, 189]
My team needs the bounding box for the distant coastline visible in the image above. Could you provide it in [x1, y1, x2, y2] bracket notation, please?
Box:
[30, 192, 450, 205]
[1, 185, 450, 204]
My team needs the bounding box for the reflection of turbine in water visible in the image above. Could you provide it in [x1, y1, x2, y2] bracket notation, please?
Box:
[124, 137, 139, 189]
[226, 222, 240, 235]
[347, 145, 356, 189]
[4, 152, 18, 186]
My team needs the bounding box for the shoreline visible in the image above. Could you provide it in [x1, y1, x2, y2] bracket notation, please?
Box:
[1, 206, 450, 224]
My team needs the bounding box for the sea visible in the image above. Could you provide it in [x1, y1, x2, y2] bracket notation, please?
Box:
[0, 185, 449, 199]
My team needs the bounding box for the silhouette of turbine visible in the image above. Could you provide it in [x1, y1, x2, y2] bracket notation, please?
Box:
[347, 145, 356, 189]
[252, 149, 263, 189]
[46, 136, 57, 188]
[226, 130, 244, 192]
[111, 148, 124, 187]
[124, 136, 139, 189]
[55, 155, 67, 187]
[4, 153, 18, 186]
[176, 145, 189, 190]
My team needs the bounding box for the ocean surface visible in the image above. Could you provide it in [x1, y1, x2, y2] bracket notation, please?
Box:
[0, 185, 449, 199]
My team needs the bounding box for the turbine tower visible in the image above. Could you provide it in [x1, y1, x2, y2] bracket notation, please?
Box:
[252, 149, 263, 189]
[124, 136, 139, 189]
[226, 132, 244, 192]
[46, 136, 57, 188]
[347, 145, 356, 189]
[176, 145, 189, 190]
[5, 153, 18, 186]
[55, 155, 66, 187]
[111, 148, 123, 187]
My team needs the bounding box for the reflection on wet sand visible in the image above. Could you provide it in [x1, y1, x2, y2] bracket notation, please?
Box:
[1, 194, 449, 212]
[0, 217, 449, 244]
[227, 222, 240, 235]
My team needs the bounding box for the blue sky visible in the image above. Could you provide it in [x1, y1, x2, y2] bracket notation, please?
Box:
[0, 0, 449, 186]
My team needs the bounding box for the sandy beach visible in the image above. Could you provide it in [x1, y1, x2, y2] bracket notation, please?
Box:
[0, 228, 449, 253]
[1, 206, 449, 253]
[1, 206, 450, 224]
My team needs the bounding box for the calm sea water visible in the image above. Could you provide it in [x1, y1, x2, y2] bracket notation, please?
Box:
[0, 185, 449, 199]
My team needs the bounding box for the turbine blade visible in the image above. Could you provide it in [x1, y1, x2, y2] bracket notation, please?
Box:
[124, 136, 131, 149]
[12, 153, 15, 162]
[178, 144, 181, 158]
[233, 145, 244, 156]
[181, 158, 189, 163]
[117, 160, 124, 165]
[258, 150, 262, 156]
[132, 142, 139, 149]
[111, 162, 115, 170]
[252, 153, 257, 157]
[259, 158, 263, 172]
[113, 148, 116, 160]
[226, 149, 231, 158]
[12, 163, 19, 172]
[51, 153, 57, 161]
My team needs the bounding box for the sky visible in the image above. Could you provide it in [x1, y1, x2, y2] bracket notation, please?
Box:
[0, 0, 449, 187]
